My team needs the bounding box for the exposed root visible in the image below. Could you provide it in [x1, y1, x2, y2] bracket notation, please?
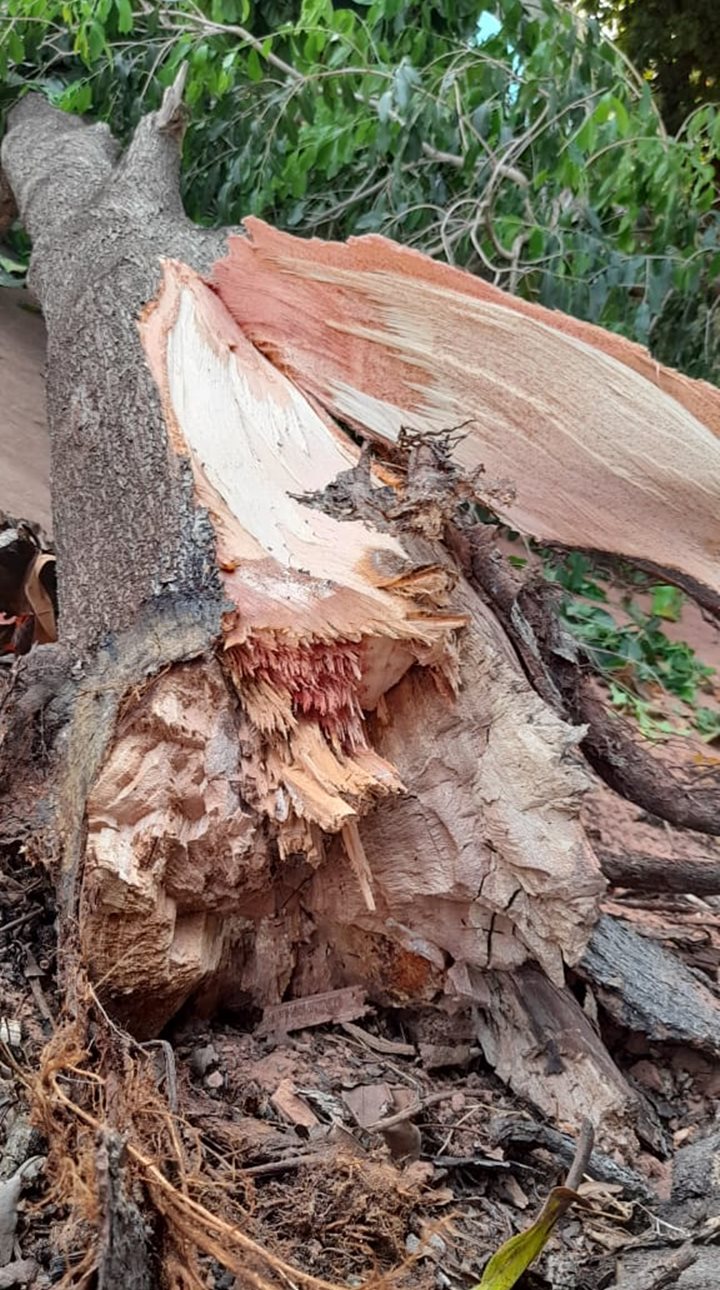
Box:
[3, 976, 436, 1290]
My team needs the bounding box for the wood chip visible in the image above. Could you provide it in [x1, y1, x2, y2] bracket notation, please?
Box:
[270, 1078, 320, 1129]
[419, 1042, 473, 1070]
[340, 1020, 415, 1056]
[256, 986, 367, 1037]
[0, 1021, 20, 1049]
[0, 1258, 37, 1288]
[342, 1083, 394, 1129]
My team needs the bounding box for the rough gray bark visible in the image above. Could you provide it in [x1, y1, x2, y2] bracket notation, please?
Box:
[0, 86, 233, 956]
[1, 92, 225, 652]
[663, 1130, 720, 1226]
[579, 915, 720, 1055]
[615, 1246, 707, 1290]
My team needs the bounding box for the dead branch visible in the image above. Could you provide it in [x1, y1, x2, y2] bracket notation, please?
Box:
[491, 1118, 655, 1201]
[640, 1242, 698, 1290]
[365, 1090, 457, 1132]
[551, 547, 720, 621]
[598, 849, 720, 896]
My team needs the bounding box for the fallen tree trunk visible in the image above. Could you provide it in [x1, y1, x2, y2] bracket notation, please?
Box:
[0, 84, 607, 1038]
[2, 78, 720, 1232]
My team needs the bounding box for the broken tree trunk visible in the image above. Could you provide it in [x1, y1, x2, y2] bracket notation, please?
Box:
[1, 79, 719, 1163]
[0, 86, 603, 1030]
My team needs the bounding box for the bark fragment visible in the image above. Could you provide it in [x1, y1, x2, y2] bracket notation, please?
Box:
[466, 962, 644, 1149]
[579, 915, 720, 1055]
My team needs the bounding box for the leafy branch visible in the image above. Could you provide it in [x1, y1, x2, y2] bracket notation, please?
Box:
[1, 0, 719, 379]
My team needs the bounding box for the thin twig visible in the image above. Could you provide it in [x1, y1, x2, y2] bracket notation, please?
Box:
[641, 1242, 698, 1290]
[142, 1039, 178, 1113]
[0, 908, 41, 937]
[564, 1118, 594, 1191]
[240, 1151, 332, 1179]
[365, 1089, 457, 1132]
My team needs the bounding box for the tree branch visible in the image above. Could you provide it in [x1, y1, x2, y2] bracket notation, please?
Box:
[599, 848, 720, 895]
[1, 90, 226, 650]
[1, 95, 118, 245]
[112, 64, 189, 217]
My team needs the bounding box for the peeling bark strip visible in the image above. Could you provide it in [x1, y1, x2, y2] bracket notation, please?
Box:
[214, 220, 720, 601]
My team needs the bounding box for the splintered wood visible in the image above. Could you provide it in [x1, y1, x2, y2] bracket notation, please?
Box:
[214, 219, 720, 599]
[141, 260, 465, 867]
[77, 245, 604, 1034]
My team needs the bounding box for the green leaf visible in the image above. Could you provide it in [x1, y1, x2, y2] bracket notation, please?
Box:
[86, 20, 108, 63]
[115, 0, 133, 35]
[0, 267, 24, 288]
[6, 28, 24, 63]
[246, 48, 263, 83]
[475, 1188, 578, 1290]
[57, 80, 93, 113]
[0, 252, 27, 275]
[651, 585, 684, 622]
[377, 91, 392, 124]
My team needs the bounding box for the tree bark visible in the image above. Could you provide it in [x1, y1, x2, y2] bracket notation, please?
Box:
[598, 848, 720, 896]
[1, 92, 226, 652]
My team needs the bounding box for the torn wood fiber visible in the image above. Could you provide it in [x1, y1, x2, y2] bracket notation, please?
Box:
[213, 220, 720, 601]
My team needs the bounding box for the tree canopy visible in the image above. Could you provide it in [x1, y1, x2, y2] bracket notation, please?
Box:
[582, 0, 720, 135]
[1, 0, 719, 383]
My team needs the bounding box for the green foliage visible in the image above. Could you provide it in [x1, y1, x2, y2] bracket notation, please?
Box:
[475, 1185, 580, 1289]
[0, 246, 25, 285]
[581, 0, 720, 134]
[1, 0, 720, 380]
[543, 552, 720, 740]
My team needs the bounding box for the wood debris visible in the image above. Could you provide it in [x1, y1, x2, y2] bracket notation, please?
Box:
[270, 1078, 320, 1129]
[256, 986, 368, 1036]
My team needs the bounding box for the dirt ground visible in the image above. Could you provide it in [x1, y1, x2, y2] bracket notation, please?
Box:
[1, 760, 720, 1288]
